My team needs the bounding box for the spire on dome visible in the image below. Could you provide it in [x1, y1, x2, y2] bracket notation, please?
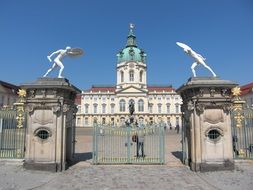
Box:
[126, 23, 137, 48]
[129, 23, 135, 35]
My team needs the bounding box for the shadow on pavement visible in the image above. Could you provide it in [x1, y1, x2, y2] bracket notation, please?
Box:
[69, 152, 92, 167]
[172, 151, 183, 162]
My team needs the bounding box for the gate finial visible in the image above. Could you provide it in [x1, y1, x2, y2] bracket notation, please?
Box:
[232, 86, 241, 97]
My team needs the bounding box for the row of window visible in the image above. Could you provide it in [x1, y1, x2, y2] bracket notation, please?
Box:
[149, 96, 179, 101]
[84, 96, 115, 102]
[0, 95, 17, 107]
[149, 103, 180, 114]
[77, 116, 180, 126]
[120, 70, 144, 83]
[83, 95, 181, 102]
[119, 99, 144, 112]
[82, 102, 180, 114]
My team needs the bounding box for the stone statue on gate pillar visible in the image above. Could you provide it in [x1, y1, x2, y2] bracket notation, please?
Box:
[43, 46, 84, 78]
[176, 42, 217, 77]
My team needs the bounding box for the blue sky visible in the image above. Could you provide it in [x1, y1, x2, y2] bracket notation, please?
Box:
[0, 0, 252, 90]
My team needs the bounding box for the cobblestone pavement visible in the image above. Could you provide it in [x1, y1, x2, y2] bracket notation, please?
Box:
[0, 129, 253, 190]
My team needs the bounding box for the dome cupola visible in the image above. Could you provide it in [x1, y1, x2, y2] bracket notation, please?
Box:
[117, 24, 147, 63]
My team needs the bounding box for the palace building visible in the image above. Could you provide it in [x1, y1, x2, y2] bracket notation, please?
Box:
[240, 82, 253, 108]
[76, 25, 182, 127]
[0, 80, 19, 109]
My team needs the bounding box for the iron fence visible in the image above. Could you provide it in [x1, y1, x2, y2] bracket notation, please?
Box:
[231, 107, 253, 159]
[0, 110, 26, 159]
[93, 124, 165, 164]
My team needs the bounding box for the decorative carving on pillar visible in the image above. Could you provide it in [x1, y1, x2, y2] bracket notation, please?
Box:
[187, 101, 194, 111]
[29, 90, 36, 98]
[33, 110, 54, 125]
[52, 90, 57, 98]
[204, 109, 224, 124]
[52, 105, 61, 113]
[198, 89, 204, 97]
[221, 88, 228, 97]
[222, 103, 232, 114]
[210, 88, 215, 97]
[41, 89, 46, 98]
[196, 103, 205, 115]
[63, 104, 70, 113]
[27, 104, 34, 113]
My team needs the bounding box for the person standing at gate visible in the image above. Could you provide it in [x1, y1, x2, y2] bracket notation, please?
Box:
[175, 124, 180, 134]
[136, 122, 145, 158]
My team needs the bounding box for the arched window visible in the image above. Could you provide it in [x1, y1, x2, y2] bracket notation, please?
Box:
[93, 104, 98, 114]
[119, 99, 126, 112]
[138, 99, 144, 112]
[120, 117, 125, 125]
[129, 70, 134, 82]
[139, 117, 144, 125]
[85, 104, 89, 114]
[140, 70, 143, 82]
[120, 71, 124, 82]
[148, 103, 153, 113]
[158, 103, 162, 113]
[129, 99, 135, 106]
[175, 104, 180, 113]
[102, 104, 106, 114]
[166, 103, 170, 114]
[84, 118, 89, 125]
[110, 103, 115, 114]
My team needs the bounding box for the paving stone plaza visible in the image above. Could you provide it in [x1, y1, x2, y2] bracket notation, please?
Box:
[0, 129, 252, 190]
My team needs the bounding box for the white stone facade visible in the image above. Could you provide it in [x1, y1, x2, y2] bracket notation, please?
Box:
[240, 82, 253, 108]
[76, 85, 182, 127]
[0, 80, 19, 109]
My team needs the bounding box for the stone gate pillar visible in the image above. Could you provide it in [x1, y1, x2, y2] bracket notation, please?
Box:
[21, 78, 81, 172]
[177, 77, 237, 172]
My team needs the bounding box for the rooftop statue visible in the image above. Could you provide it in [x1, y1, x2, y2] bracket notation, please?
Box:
[43, 46, 83, 78]
[176, 42, 216, 77]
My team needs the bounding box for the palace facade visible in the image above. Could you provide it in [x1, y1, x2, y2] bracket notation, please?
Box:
[76, 25, 182, 127]
[0, 80, 19, 109]
[240, 82, 253, 108]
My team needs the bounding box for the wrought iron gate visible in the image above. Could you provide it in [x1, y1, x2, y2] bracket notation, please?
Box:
[0, 110, 26, 159]
[93, 124, 165, 164]
[231, 106, 253, 159]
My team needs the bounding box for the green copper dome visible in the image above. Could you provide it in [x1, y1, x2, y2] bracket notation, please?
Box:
[117, 25, 147, 63]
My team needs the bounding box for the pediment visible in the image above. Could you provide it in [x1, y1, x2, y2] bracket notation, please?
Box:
[116, 86, 147, 94]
